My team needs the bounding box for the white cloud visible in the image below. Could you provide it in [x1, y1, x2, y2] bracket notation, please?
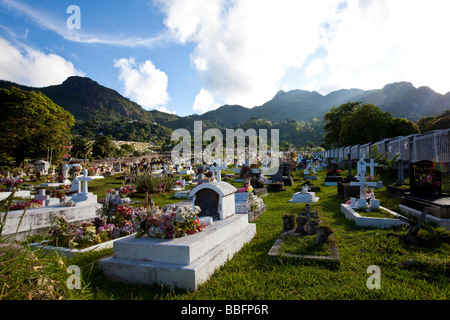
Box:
[193, 88, 220, 114]
[157, 0, 343, 108]
[0, 36, 84, 86]
[157, 0, 450, 111]
[114, 57, 173, 112]
[311, 0, 450, 95]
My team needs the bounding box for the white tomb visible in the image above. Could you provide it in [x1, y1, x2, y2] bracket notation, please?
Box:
[99, 181, 256, 291]
[288, 185, 319, 203]
[69, 169, 97, 205]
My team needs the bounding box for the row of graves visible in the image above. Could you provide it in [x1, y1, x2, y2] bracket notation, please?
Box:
[328, 155, 450, 232]
[1, 169, 103, 242]
[100, 159, 271, 291]
[268, 155, 340, 263]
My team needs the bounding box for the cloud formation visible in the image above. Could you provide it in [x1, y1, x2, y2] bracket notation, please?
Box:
[313, 0, 450, 95]
[114, 57, 173, 113]
[0, 36, 84, 87]
[157, 0, 450, 114]
[157, 0, 343, 112]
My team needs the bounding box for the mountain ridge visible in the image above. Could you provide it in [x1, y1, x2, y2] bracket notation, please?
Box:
[1, 77, 448, 130]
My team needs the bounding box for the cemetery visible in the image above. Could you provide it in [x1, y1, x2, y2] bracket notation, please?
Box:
[0, 138, 449, 300]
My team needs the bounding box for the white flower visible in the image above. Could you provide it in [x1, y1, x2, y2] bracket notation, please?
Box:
[148, 226, 157, 237]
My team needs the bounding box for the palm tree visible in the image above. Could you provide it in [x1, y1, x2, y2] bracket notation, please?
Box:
[371, 145, 400, 185]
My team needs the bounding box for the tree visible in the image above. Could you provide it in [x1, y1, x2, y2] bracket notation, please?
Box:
[0, 87, 74, 167]
[417, 110, 450, 132]
[131, 170, 175, 209]
[92, 135, 115, 159]
[323, 102, 361, 148]
[70, 136, 93, 163]
[389, 118, 419, 137]
[339, 104, 393, 146]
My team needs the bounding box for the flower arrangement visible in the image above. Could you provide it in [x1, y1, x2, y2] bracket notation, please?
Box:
[363, 186, 376, 200]
[118, 186, 130, 198]
[237, 184, 253, 193]
[8, 200, 43, 211]
[47, 205, 136, 249]
[417, 172, 441, 187]
[50, 189, 66, 199]
[133, 205, 204, 239]
[1, 177, 23, 191]
[240, 166, 252, 179]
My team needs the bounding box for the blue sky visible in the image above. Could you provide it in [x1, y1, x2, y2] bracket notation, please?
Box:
[1, 0, 450, 116]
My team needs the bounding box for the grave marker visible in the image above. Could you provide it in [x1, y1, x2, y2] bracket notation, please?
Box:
[409, 160, 442, 198]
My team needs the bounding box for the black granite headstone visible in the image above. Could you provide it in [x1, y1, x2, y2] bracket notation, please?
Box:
[270, 164, 283, 183]
[409, 160, 442, 198]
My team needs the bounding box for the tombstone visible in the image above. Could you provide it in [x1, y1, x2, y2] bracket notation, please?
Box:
[409, 160, 442, 198]
[71, 177, 81, 193]
[366, 159, 378, 179]
[356, 158, 368, 209]
[324, 162, 344, 186]
[282, 162, 294, 186]
[115, 163, 121, 172]
[210, 160, 228, 182]
[70, 169, 97, 205]
[34, 160, 49, 175]
[190, 182, 237, 220]
[270, 163, 283, 183]
[34, 189, 48, 207]
[268, 163, 286, 191]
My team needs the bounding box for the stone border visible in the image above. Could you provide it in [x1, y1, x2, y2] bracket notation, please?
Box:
[268, 229, 340, 262]
[340, 204, 408, 228]
[399, 205, 450, 231]
[28, 233, 136, 258]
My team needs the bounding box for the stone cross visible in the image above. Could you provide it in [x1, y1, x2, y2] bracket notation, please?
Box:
[210, 160, 227, 182]
[78, 169, 93, 194]
[63, 164, 69, 180]
[366, 159, 378, 178]
[357, 158, 367, 200]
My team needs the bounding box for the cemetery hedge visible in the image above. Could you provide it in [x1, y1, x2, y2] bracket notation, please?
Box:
[1, 169, 449, 300]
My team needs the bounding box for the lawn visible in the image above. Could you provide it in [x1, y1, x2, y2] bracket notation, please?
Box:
[2, 169, 450, 301]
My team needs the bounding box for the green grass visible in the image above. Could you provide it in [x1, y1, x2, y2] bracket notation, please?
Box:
[2, 169, 450, 300]
[355, 207, 399, 219]
[278, 235, 331, 256]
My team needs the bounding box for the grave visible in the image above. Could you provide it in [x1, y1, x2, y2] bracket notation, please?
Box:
[1, 167, 105, 241]
[281, 162, 294, 186]
[401, 160, 450, 219]
[1, 186, 102, 242]
[69, 169, 98, 205]
[234, 191, 267, 222]
[324, 162, 344, 186]
[303, 159, 318, 181]
[267, 163, 286, 191]
[289, 185, 319, 204]
[351, 158, 383, 188]
[340, 203, 408, 229]
[99, 181, 256, 291]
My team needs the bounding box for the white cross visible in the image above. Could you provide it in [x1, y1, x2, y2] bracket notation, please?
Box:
[210, 160, 228, 182]
[366, 159, 378, 177]
[77, 169, 93, 194]
[357, 159, 367, 200]
[63, 164, 69, 179]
